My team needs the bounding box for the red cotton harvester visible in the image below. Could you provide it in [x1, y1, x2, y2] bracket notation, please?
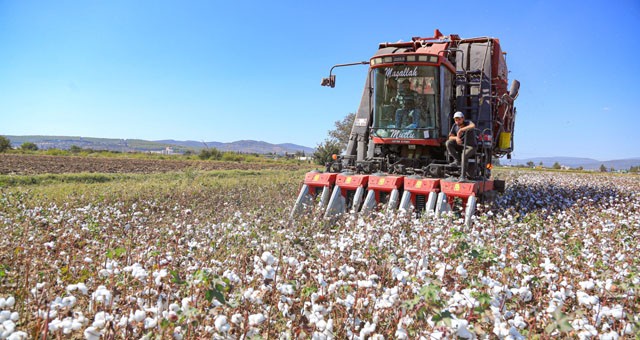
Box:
[291, 30, 520, 226]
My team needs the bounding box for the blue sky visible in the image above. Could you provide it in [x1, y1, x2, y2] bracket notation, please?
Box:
[1, 0, 638, 161]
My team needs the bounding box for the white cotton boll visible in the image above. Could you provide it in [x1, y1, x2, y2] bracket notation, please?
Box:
[578, 280, 595, 291]
[248, 313, 266, 326]
[76, 283, 88, 295]
[62, 296, 77, 307]
[133, 310, 146, 322]
[144, 317, 157, 329]
[10, 312, 19, 322]
[316, 273, 327, 287]
[92, 312, 106, 328]
[577, 291, 599, 307]
[607, 305, 625, 319]
[181, 297, 193, 312]
[223, 270, 240, 283]
[92, 286, 112, 304]
[357, 280, 373, 288]
[277, 300, 290, 317]
[508, 326, 525, 339]
[456, 325, 474, 339]
[84, 326, 101, 340]
[493, 321, 510, 337]
[436, 264, 447, 280]
[153, 269, 168, 286]
[71, 319, 83, 331]
[0, 297, 5, 309]
[60, 317, 73, 330]
[316, 319, 327, 332]
[2, 320, 16, 333]
[0, 310, 11, 322]
[6, 331, 28, 340]
[359, 322, 376, 338]
[395, 328, 409, 340]
[128, 263, 148, 281]
[261, 265, 275, 280]
[312, 304, 327, 315]
[84, 257, 93, 263]
[600, 330, 620, 340]
[509, 315, 527, 329]
[261, 251, 276, 265]
[285, 256, 299, 267]
[169, 303, 180, 312]
[215, 315, 230, 332]
[4, 297, 15, 308]
[277, 283, 295, 295]
[37, 309, 57, 319]
[231, 313, 243, 325]
[456, 264, 468, 278]
[623, 322, 635, 335]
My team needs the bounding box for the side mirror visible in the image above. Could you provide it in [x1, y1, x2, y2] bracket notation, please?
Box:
[321, 75, 336, 88]
[509, 79, 520, 99]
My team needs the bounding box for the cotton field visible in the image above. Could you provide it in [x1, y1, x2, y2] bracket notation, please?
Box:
[0, 170, 638, 339]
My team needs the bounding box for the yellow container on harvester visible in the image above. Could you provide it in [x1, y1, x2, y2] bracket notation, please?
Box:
[499, 132, 512, 149]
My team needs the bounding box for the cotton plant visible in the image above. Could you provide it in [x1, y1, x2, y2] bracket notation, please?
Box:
[0, 296, 27, 339]
[1, 170, 639, 337]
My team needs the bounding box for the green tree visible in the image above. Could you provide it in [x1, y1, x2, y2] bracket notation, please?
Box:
[599, 164, 607, 172]
[21, 142, 38, 151]
[552, 162, 561, 169]
[0, 136, 11, 152]
[328, 113, 355, 152]
[69, 145, 83, 153]
[526, 161, 535, 168]
[313, 139, 341, 165]
[198, 148, 222, 160]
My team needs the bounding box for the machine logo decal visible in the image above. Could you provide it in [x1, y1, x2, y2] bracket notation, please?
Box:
[385, 67, 418, 78]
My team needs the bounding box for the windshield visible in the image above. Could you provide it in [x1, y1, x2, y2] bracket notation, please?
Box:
[372, 65, 440, 139]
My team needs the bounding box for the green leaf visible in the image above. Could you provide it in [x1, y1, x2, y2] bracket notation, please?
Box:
[170, 270, 186, 285]
[106, 247, 126, 259]
[205, 288, 226, 304]
[160, 318, 170, 328]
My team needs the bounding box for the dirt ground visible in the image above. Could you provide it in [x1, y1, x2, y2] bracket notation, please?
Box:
[0, 153, 309, 175]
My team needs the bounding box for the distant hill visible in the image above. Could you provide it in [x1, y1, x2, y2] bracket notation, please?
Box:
[4, 135, 315, 155]
[503, 156, 640, 170]
[155, 139, 315, 155]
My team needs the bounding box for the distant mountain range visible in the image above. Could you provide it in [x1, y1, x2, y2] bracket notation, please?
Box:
[503, 156, 640, 171]
[4, 135, 315, 155]
[4, 135, 639, 169]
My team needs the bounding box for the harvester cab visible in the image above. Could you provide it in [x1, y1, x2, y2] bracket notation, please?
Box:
[292, 29, 520, 225]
